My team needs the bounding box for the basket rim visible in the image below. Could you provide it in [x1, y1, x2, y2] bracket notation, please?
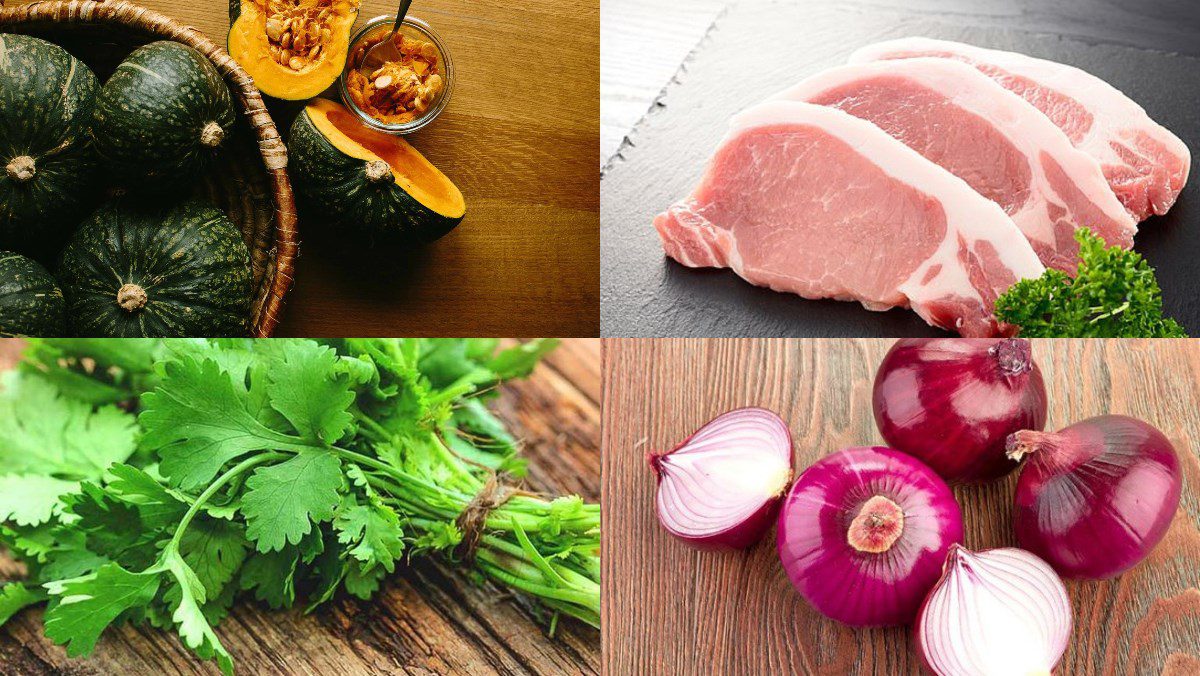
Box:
[0, 0, 298, 337]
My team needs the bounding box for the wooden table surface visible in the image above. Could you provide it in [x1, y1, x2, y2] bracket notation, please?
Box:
[601, 339, 1200, 675]
[10, 0, 599, 337]
[0, 338, 601, 674]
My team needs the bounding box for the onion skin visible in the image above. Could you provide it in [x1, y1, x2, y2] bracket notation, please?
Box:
[649, 407, 793, 550]
[916, 546, 1072, 676]
[1010, 415, 1182, 579]
[776, 447, 963, 626]
[873, 338, 1048, 484]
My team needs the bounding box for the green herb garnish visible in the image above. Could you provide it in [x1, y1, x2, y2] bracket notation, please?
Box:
[994, 228, 1187, 337]
[0, 339, 598, 674]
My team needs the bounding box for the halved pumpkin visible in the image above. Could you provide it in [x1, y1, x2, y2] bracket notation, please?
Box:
[228, 0, 359, 101]
[289, 98, 466, 243]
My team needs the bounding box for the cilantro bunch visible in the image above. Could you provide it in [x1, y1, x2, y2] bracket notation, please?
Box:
[0, 339, 599, 674]
[994, 229, 1187, 337]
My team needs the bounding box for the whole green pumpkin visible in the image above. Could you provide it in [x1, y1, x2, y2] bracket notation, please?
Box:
[91, 41, 237, 190]
[0, 34, 99, 254]
[0, 250, 65, 337]
[58, 198, 253, 337]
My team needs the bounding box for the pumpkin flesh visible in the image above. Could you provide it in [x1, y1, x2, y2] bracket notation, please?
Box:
[229, 0, 358, 101]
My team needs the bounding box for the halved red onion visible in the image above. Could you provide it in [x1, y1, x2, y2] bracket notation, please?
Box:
[917, 545, 1072, 676]
[776, 447, 963, 626]
[873, 338, 1048, 483]
[648, 407, 793, 549]
[1008, 414, 1182, 578]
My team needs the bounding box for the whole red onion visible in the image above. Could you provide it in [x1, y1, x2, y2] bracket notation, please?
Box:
[1008, 415, 1182, 578]
[776, 447, 963, 626]
[873, 338, 1048, 483]
[648, 407, 793, 549]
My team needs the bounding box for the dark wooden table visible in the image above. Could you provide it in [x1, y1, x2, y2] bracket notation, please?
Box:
[0, 338, 600, 674]
[602, 339, 1200, 674]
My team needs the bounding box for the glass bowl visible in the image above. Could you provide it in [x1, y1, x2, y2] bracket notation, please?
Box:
[338, 15, 454, 134]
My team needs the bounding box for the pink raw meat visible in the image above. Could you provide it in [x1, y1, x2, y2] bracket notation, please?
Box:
[772, 58, 1136, 271]
[850, 38, 1191, 221]
[653, 101, 1045, 337]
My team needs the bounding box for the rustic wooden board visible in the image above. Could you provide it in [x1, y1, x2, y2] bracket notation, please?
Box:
[7, 0, 599, 337]
[601, 338, 1200, 674]
[0, 338, 600, 674]
[599, 0, 1200, 337]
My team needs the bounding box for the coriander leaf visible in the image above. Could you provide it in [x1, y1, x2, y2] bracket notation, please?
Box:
[63, 483, 160, 570]
[334, 497, 404, 573]
[487, 338, 560, 380]
[0, 582, 46, 625]
[343, 560, 387, 600]
[103, 464, 189, 529]
[419, 340, 493, 388]
[0, 371, 138, 478]
[238, 548, 297, 609]
[43, 563, 161, 657]
[140, 357, 311, 490]
[241, 450, 343, 552]
[179, 518, 247, 597]
[0, 475, 78, 526]
[995, 228, 1187, 337]
[162, 549, 234, 676]
[265, 341, 356, 443]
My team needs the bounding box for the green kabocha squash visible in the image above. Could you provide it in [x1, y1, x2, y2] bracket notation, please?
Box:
[90, 41, 237, 189]
[0, 34, 99, 254]
[0, 251, 66, 337]
[289, 98, 466, 244]
[58, 198, 253, 337]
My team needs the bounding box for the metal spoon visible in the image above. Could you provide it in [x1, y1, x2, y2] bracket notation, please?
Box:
[360, 0, 415, 72]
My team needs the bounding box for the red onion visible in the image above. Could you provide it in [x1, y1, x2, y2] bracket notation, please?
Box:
[1007, 415, 1182, 579]
[776, 447, 963, 626]
[648, 407, 793, 549]
[917, 545, 1072, 676]
[873, 338, 1048, 483]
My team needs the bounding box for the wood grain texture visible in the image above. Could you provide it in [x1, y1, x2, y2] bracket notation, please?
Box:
[9, 0, 599, 336]
[601, 338, 1200, 675]
[0, 338, 600, 674]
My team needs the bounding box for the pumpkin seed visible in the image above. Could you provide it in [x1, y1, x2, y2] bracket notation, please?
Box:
[289, 56, 306, 70]
[265, 18, 284, 41]
[308, 44, 321, 59]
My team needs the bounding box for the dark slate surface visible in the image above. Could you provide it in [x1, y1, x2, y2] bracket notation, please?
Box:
[600, 1, 1200, 337]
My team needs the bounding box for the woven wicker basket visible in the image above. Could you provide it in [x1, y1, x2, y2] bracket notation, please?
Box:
[0, 0, 297, 337]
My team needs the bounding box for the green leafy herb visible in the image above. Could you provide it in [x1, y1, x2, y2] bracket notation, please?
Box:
[995, 228, 1187, 337]
[0, 339, 598, 674]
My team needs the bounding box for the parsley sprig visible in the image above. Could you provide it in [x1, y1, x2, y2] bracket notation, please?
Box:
[0, 339, 598, 674]
[994, 228, 1187, 337]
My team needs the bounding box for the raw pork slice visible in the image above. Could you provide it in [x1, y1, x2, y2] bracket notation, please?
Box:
[772, 58, 1136, 271]
[850, 38, 1191, 221]
[653, 101, 1045, 337]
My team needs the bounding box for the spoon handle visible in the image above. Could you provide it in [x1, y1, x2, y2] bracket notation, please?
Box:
[393, 0, 414, 33]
